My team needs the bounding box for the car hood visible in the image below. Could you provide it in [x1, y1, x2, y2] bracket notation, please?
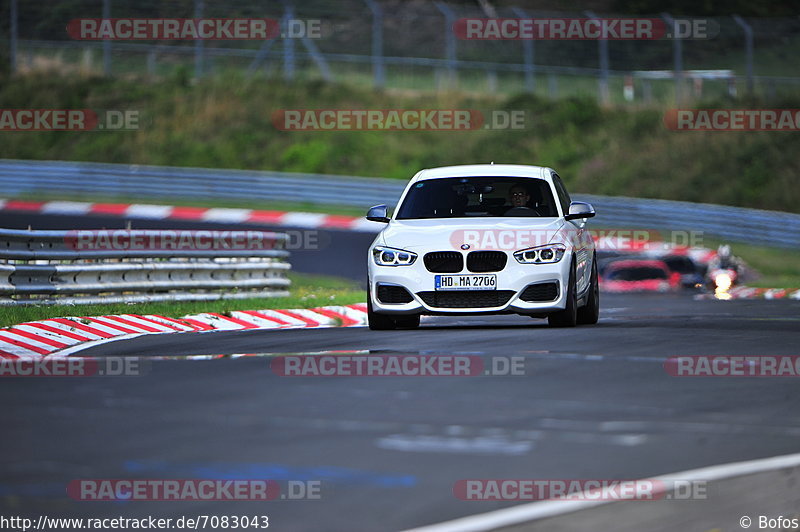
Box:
[377, 218, 567, 252]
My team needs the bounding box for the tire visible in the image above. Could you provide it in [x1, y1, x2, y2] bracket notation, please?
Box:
[577, 255, 600, 325]
[548, 262, 578, 328]
[367, 286, 397, 330]
[394, 314, 421, 329]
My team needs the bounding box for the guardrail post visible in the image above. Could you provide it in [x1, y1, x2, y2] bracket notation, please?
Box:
[147, 50, 156, 77]
[643, 79, 653, 104]
[548, 73, 557, 98]
[511, 7, 535, 93]
[434, 2, 457, 90]
[767, 78, 776, 100]
[9, 0, 17, 74]
[102, 0, 111, 75]
[732, 15, 754, 95]
[487, 70, 497, 92]
[365, 0, 385, 89]
[661, 13, 683, 105]
[194, 0, 204, 79]
[585, 11, 609, 106]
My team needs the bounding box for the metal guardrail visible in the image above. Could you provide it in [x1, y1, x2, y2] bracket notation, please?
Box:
[2, 159, 799, 249]
[0, 226, 291, 305]
[576, 194, 800, 250]
[0, 159, 399, 210]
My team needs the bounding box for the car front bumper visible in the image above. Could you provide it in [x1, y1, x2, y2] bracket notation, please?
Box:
[368, 253, 571, 315]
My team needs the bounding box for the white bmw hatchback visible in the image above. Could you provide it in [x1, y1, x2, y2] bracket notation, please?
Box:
[366, 164, 599, 329]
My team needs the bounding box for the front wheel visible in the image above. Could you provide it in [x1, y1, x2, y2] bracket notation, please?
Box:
[576, 255, 600, 325]
[548, 262, 577, 328]
[367, 286, 420, 330]
[394, 314, 420, 329]
[368, 287, 397, 330]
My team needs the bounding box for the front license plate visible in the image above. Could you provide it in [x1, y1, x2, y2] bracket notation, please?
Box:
[435, 274, 497, 291]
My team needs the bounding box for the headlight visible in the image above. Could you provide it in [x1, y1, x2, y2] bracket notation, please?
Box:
[513, 244, 566, 264]
[372, 246, 417, 266]
[714, 272, 732, 291]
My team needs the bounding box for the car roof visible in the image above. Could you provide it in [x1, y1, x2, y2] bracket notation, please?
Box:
[413, 164, 551, 182]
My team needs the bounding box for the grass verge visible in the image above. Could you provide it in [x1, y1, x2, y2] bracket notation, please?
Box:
[0, 272, 365, 329]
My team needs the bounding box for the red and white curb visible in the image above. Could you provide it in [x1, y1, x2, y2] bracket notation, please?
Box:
[0, 304, 367, 359]
[0, 198, 379, 232]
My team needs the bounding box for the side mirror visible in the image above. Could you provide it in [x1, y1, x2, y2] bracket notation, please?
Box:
[366, 204, 390, 223]
[565, 201, 596, 221]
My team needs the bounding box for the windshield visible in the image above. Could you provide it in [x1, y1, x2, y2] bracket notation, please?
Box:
[395, 177, 559, 219]
[607, 267, 668, 281]
[663, 256, 696, 274]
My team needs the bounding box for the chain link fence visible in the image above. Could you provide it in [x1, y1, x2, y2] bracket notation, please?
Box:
[2, 0, 800, 104]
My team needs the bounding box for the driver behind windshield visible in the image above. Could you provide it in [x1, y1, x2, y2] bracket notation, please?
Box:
[509, 185, 529, 208]
[504, 184, 539, 216]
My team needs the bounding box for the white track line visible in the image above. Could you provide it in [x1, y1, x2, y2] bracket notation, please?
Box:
[404, 451, 800, 532]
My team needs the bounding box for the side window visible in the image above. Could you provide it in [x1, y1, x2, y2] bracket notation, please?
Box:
[552, 173, 571, 216]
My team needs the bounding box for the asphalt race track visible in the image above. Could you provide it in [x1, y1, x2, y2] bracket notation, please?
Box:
[2, 212, 799, 531]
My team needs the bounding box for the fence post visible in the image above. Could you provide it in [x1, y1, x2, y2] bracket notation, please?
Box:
[246, 39, 276, 78]
[282, 5, 295, 80]
[661, 13, 683, 105]
[194, 0, 204, 79]
[299, 36, 332, 81]
[365, 0, 385, 89]
[732, 15, 754, 95]
[727, 77, 737, 97]
[102, 0, 111, 75]
[9, 0, 17, 74]
[511, 7, 535, 93]
[434, 2, 457, 89]
[584, 11, 609, 105]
